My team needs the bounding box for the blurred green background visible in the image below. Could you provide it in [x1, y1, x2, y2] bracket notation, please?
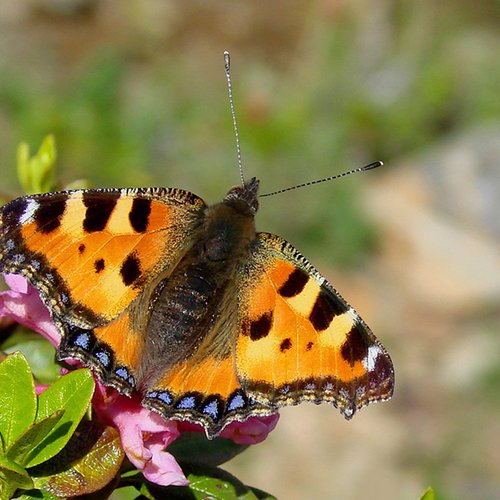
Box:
[1, 1, 499, 499]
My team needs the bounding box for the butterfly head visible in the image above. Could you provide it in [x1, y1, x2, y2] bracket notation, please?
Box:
[224, 177, 260, 216]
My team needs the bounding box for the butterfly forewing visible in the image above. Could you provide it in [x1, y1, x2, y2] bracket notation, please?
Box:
[0, 188, 206, 329]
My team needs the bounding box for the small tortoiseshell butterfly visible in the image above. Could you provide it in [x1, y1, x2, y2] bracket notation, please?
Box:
[0, 53, 393, 438]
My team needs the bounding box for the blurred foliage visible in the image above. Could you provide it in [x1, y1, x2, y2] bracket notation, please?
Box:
[17, 134, 57, 194]
[0, 2, 497, 269]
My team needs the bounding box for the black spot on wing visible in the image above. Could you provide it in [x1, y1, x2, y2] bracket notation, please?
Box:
[34, 196, 68, 234]
[278, 268, 309, 297]
[306, 341, 314, 351]
[0, 198, 28, 231]
[94, 258, 105, 273]
[309, 289, 346, 331]
[129, 198, 151, 232]
[280, 338, 292, 352]
[120, 252, 141, 286]
[82, 192, 119, 233]
[78, 244, 86, 254]
[340, 324, 369, 366]
[248, 311, 273, 341]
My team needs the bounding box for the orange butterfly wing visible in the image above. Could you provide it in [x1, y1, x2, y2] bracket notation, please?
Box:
[141, 232, 393, 437]
[0, 188, 206, 392]
[0, 188, 205, 325]
[236, 232, 394, 419]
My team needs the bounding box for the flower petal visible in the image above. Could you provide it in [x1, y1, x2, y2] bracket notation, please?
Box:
[92, 386, 188, 486]
[0, 274, 60, 345]
[220, 414, 280, 445]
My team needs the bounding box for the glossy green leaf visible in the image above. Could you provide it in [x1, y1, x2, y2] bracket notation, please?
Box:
[168, 431, 248, 466]
[6, 411, 64, 467]
[145, 463, 275, 500]
[137, 482, 156, 500]
[17, 134, 57, 194]
[0, 453, 33, 494]
[189, 474, 260, 500]
[186, 465, 275, 500]
[27, 369, 94, 467]
[33, 423, 124, 497]
[0, 352, 37, 449]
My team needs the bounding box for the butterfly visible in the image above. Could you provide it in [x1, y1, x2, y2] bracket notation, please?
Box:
[0, 175, 394, 437]
[0, 55, 394, 438]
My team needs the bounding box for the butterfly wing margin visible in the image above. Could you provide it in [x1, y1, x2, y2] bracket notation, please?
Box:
[0, 187, 206, 329]
[236, 232, 394, 419]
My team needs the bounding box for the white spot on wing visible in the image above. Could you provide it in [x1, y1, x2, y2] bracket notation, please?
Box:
[20, 199, 39, 224]
[347, 307, 359, 320]
[363, 344, 383, 371]
[343, 406, 354, 418]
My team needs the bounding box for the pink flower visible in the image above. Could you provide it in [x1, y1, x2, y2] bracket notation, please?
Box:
[0, 274, 60, 345]
[92, 385, 188, 486]
[178, 413, 280, 445]
[220, 414, 280, 444]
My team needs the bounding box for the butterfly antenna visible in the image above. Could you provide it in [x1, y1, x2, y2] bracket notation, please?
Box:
[259, 161, 383, 197]
[224, 51, 245, 187]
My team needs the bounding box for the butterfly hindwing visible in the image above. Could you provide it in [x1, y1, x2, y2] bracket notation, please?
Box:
[236, 232, 394, 418]
[142, 354, 275, 437]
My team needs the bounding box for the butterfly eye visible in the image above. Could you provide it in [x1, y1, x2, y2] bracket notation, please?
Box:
[224, 178, 259, 216]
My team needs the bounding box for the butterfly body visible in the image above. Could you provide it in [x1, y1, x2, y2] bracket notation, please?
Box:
[0, 176, 394, 437]
[139, 179, 259, 390]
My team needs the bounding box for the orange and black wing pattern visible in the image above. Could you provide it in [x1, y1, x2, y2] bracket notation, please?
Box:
[236, 232, 394, 419]
[0, 187, 206, 392]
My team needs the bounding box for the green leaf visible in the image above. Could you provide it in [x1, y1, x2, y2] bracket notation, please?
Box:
[6, 411, 64, 467]
[32, 423, 124, 497]
[189, 473, 259, 500]
[0, 352, 37, 449]
[185, 465, 275, 500]
[168, 431, 248, 466]
[16, 490, 60, 500]
[27, 369, 94, 467]
[17, 134, 57, 194]
[0, 453, 33, 494]
[144, 463, 275, 500]
[4, 336, 61, 385]
[420, 487, 436, 500]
